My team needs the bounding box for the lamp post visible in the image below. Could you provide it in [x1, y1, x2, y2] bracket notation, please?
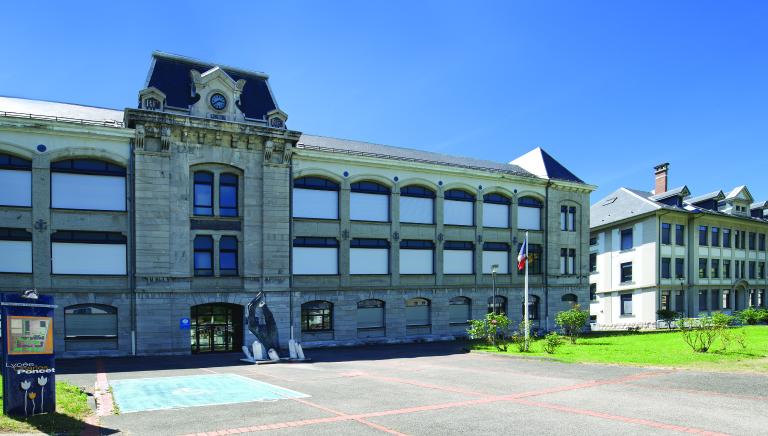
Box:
[491, 264, 499, 315]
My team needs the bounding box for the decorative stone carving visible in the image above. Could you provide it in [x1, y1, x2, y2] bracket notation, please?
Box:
[282, 145, 293, 164]
[160, 126, 172, 151]
[264, 140, 274, 162]
[133, 125, 145, 150]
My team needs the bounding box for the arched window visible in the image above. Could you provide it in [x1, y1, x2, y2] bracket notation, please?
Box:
[51, 158, 126, 211]
[64, 304, 118, 351]
[562, 293, 578, 305]
[219, 173, 238, 217]
[293, 176, 340, 219]
[357, 299, 385, 337]
[518, 196, 543, 231]
[400, 185, 435, 224]
[193, 171, 214, 216]
[405, 298, 431, 327]
[219, 236, 238, 276]
[0, 152, 32, 207]
[301, 301, 333, 332]
[523, 295, 540, 320]
[193, 235, 214, 276]
[350, 181, 390, 222]
[449, 296, 471, 325]
[483, 193, 511, 228]
[488, 295, 507, 315]
[444, 189, 475, 226]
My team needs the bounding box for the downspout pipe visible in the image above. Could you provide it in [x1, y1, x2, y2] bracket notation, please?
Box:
[129, 137, 137, 356]
[544, 180, 551, 331]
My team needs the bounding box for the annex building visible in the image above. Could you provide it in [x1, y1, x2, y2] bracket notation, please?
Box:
[589, 163, 768, 329]
[0, 52, 594, 357]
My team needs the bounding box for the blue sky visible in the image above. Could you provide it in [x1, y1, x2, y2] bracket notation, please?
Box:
[2, 1, 766, 203]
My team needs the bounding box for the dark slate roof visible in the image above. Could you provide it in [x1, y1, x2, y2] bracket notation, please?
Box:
[146, 52, 276, 120]
[509, 147, 584, 183]
[649, 185, 689, 201]
[297, 134, 538, 178]
[686, 190, 724, 205]
[0, 96, 124, 127]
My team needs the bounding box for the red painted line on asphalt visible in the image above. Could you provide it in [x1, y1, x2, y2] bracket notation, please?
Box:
[355, 372, 489, 397]
[94, 359, 114, 416]
[293, 394, 409, 435]
[620, 382, 768, 403]
[508, 398, 731, 436]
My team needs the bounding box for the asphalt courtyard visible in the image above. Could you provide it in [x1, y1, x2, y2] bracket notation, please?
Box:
[57, 342, 768, 436]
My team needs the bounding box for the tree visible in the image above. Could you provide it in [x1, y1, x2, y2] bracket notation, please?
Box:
[555, 304, 590, 344]
[656, 309, 679, 330]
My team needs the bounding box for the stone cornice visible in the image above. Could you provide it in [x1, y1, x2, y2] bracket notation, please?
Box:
[0, 116, 134, 140]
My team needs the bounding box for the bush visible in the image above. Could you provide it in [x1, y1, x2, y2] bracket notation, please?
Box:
[656, 309, 679, 330]
[737, 307, 763, 325]
[678, 316, 719, 352]
[467, 312, 512, 351]
[543, 332, 563, 354]
[555, 304, 590, 344]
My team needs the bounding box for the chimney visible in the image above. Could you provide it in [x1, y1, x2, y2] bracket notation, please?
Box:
[654, 163, 669, 194]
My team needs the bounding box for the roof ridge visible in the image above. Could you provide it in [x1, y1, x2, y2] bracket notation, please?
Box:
[0, 95, 122, 112]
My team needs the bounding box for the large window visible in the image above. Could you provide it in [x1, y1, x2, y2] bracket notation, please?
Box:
[711, 290, 720, 310]
[760, 234, 766, 251]
[698, 226, 708, 246]
[517, 197, 542, 230]
[518, 243, 543, 275]
[749, 232, 757, 250]
[400, 185, 434, 224]
[676, 258, 685, 278]
[523, 295, 540, 320]
[193, 171, 214, 215]
[51, 231, 127, 275]
[711, 227, 720, 247]
[51, 159, 126, 211]
[443, 241, 474, 274]
[350, 238, 389, 275]
[488, 295, 507, 315]
[0, 228, 32, 273]
[620, 262, 632, 283]
[0, 153, 32, 207]
[194, 235, 214, 276]
[219, 173, 238, 217]
[722, 228, 731, 248]
[675, 224, 685, 246]
[661, 223, 671, 245]
[560, 205, 576, 231]
[350, 181, 390, 222]
[723, 290, 731, 309]
[699, 290, 707, 311]
[64, 304, 118, 351]
[661, 257, 671, 279]
[711, 259, 720, 278]
[357, 299, 385, 337]
[559, 248, 576, 275]
[620, 228, 633, 250]
[293, 237, 339, 275]
[483, 193, 510, 228]
[482, 242, 509, 274]
[620, 293, 633, 315]
[444, 189, 474, 226]
[723, 260, 731, 278]
[399, 240, 434, 274]
[589, 253, 597, 273]
[405, 298, 431, 327]
[301, 301, 333, 332]
[219, 236, 238, 276]
[699, 258, 708, 278]
[449, 296, 471, 325]
[293, 177, 339, 220]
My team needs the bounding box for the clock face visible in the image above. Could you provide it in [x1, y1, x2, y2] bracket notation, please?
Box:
[210, 93, 227, 110]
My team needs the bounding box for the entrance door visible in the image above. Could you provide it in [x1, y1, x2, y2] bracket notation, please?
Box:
[191, 303, 244, 353]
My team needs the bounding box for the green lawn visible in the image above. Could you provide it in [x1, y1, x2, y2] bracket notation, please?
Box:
[0, 377, 91, 434]
[473, 326, 768, 372]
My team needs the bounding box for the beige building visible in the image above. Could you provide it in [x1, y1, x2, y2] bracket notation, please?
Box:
[589, 164, 768, 329]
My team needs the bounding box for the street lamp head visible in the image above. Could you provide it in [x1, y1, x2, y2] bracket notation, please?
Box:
[491, 264, 498, 274]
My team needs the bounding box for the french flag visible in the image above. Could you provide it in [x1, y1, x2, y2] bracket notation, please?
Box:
[517, 237, 528, 271]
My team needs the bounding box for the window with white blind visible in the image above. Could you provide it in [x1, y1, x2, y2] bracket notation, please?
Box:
[357, 299, 385, 337]
[405, 298, 431, 326]
[482, 242, 509, 274]
[0, 228, 32, 273]
[51, 231, 127, 275]
[443, 241, 474, 274]
[64, 304, 118, 351]
[399, 186, 434, 224]
[399, 240, 434, 274]
[449, 296, 471, 325]
[350, 181, 390, 222]
[0, 153, 32, 207]
[444, 189, 474, 226]
[350, 239, 389, 274]
[518, 196, 542, 230]
[51, 159, 126, 211]
[292, 237, 339, 275]
[482, 193, 510, 228]
[292, 177, 339, 219]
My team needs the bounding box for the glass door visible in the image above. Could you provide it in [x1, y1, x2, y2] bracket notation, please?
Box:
[190, 303, 243, 353]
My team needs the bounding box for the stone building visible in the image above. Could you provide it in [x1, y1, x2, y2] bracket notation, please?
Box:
[589, 163, 768, 329]
[0, 52, 594, 357]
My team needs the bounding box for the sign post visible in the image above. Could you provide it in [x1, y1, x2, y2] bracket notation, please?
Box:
[1, 291, 57, 417]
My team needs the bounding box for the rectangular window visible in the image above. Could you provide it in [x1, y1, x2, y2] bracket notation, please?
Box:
[711, 259, 719, 278]
[735, 230, 742, 249]
[723, 260, 731, 278]
[660, 291, 670, 311]
[749, 232, 757, 250]
[759, 262, 766, 279]
[675, 290, 684, 312]
[675, 258, 685, 279]
[722, 290, 731, 309]
[219, 236, 238, 276]
[219, 173, 238, 217]
[699, 258, 708, 278]
[350, 182, 389, 222]
[399, 240, 434, 274]
[0, 168, 32, 207]
[293, 188, 339, 220]
[589, 236, 597, 246]
[722, 228, 731, 248]
[292, 237, 339, 275]
[193, 172, 213, 216]
[482, 242, 509, 274]
[698, 226, 708, 246]
[0, 228, 32, 273]
[560, 248, 567, 274]
[193, 235, 213, 276]
[711, 227, 720, 247]
[675, 224, 685, 246]
[568, 249, 576, 275]
[400, 188, 434, 224]
[560, 206, 567, 231]
[519, 244, 543, 275]
[620, 262, 632, 283]
[589, 253, 597, 273]
[482, 202, 509, 228]
[760, 234, 766, 251]
[350, 239, 389, 274]
[698, 291, 707, 311]
[518, 197, 542, 230]
[443, 190, 474, 226]
[661, 258, 671, 279]
[568, 207, 576, 231]
[51, 231, 127, 275]
[661, 223, 671, 245]
[711, 289, 720, 310]
[749, 261, 756, 279]
[443, 241, 474, 274]
[589, 283, 597, 301]
[620, 293, 633, 315]
[52, 172, 126, 211]
[620, 228, 633, 250]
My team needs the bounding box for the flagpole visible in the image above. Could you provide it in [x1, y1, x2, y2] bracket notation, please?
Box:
[524, 231, 529, 351]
